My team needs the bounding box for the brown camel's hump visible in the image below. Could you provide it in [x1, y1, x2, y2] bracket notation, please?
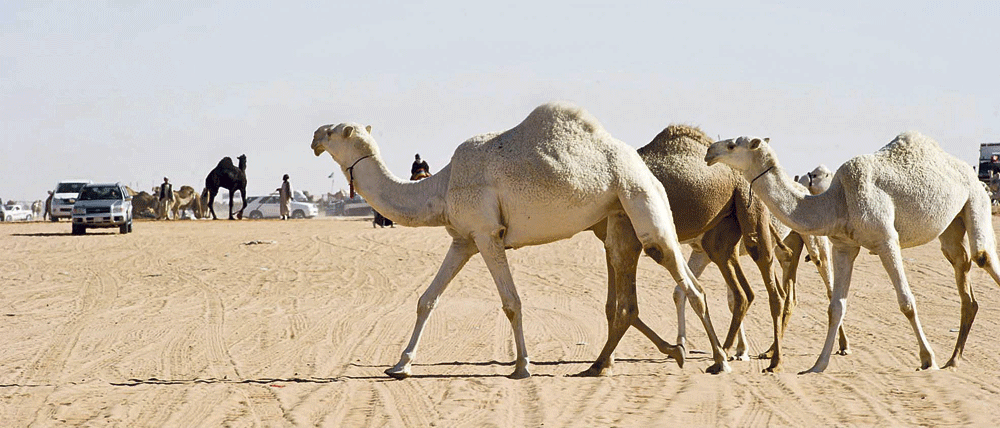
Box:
[638, 124, 713, 157]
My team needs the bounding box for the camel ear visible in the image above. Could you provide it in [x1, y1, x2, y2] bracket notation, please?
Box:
[764, 137, 770, 143]
[343, 126, 355, 138]
[749, 138, 762, 149]
[365, 125, 372, 134]
[793, 175, 800, 182]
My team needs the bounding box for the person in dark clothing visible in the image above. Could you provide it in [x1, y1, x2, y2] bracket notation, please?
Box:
[410, 154, 431, 180]
[158, 177, 174, 220]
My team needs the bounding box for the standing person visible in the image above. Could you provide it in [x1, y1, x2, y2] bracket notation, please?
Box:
[278, 174, 293, 220]
[158, 177, 174, 220]
[410, 153, 431, 180]
[44, 191, 53, 220]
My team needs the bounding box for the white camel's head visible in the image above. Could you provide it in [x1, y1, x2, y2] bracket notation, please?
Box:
[705, 136, 771, 173]
[804, 164, 833, 194]
[311, 123, 376, 165]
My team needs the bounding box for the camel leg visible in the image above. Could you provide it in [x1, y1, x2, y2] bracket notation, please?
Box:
[764, 230, 802, 360]
[237, 189, 246, 220]
[801, 244, 859, 374]
[939, 217, 975, 369]
[804, 235, 849, 355]
[673, 247, 713, 354]
[699, 219, 754, 362]
[207, 190, 218, 220]
[881, 239, 938, 371]
[385, 239, 477, 379]
[473, 229, 531, 379]
[228, 191, 235, 220]
[619, 188, 730, 374]
[578, 211, 683, 376]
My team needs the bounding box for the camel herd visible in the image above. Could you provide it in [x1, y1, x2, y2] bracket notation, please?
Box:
[311, 101, 1000, 379]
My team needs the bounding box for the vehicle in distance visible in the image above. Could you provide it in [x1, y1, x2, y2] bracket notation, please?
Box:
[71, 183, 133, 235]
[50, 179, 92, 221]
[244, 194, 319, 219]
[1, 204, 33, 222]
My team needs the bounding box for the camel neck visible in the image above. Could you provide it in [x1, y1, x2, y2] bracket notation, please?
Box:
[347, 155, 449, 227]
[746, 160, 838, 237]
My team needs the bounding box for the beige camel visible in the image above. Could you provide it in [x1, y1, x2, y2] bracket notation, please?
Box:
[582, 124, 785, 375]
[706, 131, 1000, 373]
[171, 186, 204, 219]
[311, 102, 731, 378]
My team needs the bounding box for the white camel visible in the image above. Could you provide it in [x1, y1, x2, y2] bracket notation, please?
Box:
[706, 132, 1000, 373]
[311, 102, 732, 378]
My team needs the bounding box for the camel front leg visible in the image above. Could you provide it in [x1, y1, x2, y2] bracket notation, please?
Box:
[882, 240, 937, 370]
[385, 239, 477, 379]
[474, 229, 531, 379]
[804, 235, 850, 355]
[227, 191, 235, 220]
[673, 248, 713, 354]
[802, 244, 859, 374]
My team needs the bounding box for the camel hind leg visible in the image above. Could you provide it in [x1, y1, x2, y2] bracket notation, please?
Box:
[578, 210, 683, 377]
[618, 181, 730, 374]
[939, 217, 976, 369]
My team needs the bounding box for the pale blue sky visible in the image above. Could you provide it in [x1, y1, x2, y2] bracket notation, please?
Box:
[2, 1, 998, 202]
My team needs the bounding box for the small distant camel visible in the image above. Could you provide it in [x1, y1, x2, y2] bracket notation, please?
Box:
[312, 102, 731, 378]
[707, 132, 1000, 373]
[171, 185, 204, 219]
[204, 155, 247, 220]
[31, 200, 43, 220]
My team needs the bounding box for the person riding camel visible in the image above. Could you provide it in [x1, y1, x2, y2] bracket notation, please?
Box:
[410, 154, 431, 181]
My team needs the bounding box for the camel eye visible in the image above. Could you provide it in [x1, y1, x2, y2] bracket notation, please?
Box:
[727, 142, 736, 150]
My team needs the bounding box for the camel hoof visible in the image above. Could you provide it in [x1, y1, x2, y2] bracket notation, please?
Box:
[668, 344, 685, 369]
[384, 367, 411, 380]
[507, 367, 531, 379]
[757, 350, 775, 359]
[835, 349, 851, 356]
[705, 361, 731, 375]
[762, 365, 781, 374]
[572, 365, 611, 377]
[728, 351, 750, 362]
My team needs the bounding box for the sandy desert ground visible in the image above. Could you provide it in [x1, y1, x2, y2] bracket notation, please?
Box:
[2, 215, 1000, 427]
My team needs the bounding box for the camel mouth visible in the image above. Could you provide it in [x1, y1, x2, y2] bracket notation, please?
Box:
[704, 154, 719, 166]
[313, 146, 324, 157]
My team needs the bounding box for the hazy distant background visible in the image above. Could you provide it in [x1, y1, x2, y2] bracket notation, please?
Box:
[2, 1, 998, 202]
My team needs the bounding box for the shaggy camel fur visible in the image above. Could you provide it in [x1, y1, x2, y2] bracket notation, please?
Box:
[706, 132, 1000, 373]
[583, 124, 785, 374]
[312, 102, 731, 378]
[204, 155, 248, 220]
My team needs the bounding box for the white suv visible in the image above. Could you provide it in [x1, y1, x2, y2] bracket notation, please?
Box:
[71, 183, 133, 234]
[50, 179, 92, 221]
[244, 194, 319, 219]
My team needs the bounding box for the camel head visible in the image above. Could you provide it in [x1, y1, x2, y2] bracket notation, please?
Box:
[805, 164, 833, 194]
[311, 123, 376, 165]
[705, 136, 772, 173]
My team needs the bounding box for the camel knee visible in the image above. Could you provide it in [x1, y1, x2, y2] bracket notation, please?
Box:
[897, 299, 916, 319]
[672, 285, 685, 306]
[501, 299, 522, 321]
[974, 250, 989, 268]
[416, 295, 438, 316]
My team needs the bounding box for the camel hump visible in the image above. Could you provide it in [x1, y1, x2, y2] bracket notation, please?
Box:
[519, 101, 606, 136]
[640, 124, 713, 155]
[216, 157, 235, 170]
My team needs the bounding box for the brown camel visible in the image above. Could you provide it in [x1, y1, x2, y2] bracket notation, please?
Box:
[582, 124, 790, 375]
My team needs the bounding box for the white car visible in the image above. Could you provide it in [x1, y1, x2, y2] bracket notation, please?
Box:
[244, 194, 319, 219]
[50, 179, 92, 221]
[1, 204, 33, 222]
